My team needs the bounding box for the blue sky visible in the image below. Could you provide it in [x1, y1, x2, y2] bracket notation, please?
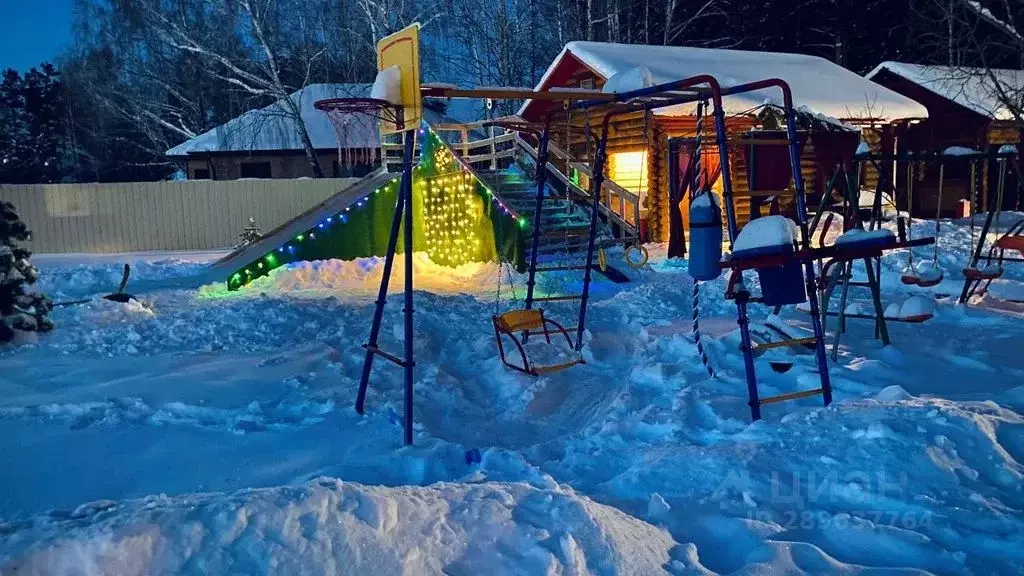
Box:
[0, 0, 73, 71]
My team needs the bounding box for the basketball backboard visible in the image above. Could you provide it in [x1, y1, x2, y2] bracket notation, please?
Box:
[376, 23, 422, 134]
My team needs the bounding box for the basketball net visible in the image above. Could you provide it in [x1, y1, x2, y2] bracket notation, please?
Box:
[316, 98, 403, 172]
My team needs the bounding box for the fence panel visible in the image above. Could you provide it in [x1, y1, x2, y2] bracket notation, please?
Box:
[0, 178, 358, 254]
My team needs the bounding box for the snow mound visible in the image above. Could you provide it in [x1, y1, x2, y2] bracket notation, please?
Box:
[943, 146, 978, 156]
[370, 66, 402, 105]
[875, 385, 913, 401]
[201, 253, 509, 298]
[0, 480, 675, 576]
[733, 215, 798, 252]
[900, 295, 935, 320]
[912, 260, 943, 283]
[602, 66, 655, 94]
[999, 144, 1017, 155]
[834, 228, 895, 245]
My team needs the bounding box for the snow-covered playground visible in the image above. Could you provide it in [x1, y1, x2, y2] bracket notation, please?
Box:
[1, 216, 1023, 575]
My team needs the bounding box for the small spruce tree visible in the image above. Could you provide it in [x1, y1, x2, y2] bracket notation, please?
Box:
[0, 201, 53, 343]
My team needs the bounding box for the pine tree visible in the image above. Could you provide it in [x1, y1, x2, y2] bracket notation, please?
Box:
[0, 201, 53, 344]
[235, 216, 262, 248]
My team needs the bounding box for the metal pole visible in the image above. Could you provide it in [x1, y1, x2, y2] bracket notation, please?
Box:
[402, 128, 416, 446]
[783, 99, 833, 407]
[575, 117, 611, 351]
[356, 127, 414, 416]
[525, 115, 554, 312]
[713, 103, 738, 245]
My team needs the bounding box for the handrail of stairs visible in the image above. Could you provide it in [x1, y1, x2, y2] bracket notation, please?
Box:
[513, 134, 639, 239]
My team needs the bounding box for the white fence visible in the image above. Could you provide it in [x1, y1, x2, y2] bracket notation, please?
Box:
[0, 178, 358, 254]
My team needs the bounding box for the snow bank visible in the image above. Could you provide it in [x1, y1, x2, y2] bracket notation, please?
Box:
[0, 480, 674, 576]
[900, 295, 935, 320]
[602, 66, 655, 94]
[943, 146, 978, 156]
[999, 144, 1017, 155]
[370, 66, 402, 106]
[834, 228, 895, 246]
[200, 253, 511, 298]
[733, 215, 798, 252]
[912, 260, 944, 283]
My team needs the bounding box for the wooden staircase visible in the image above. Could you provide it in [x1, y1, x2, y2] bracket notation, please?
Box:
[475, 169, 609, 256]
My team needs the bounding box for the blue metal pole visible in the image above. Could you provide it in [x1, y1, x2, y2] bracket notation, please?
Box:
[712, 104, 739, 246]
[574, 118, 611, 351]
[783, 104, 833, 407]
[402, 128, 416, 446]
[355, 129, 414, 416]
[525, 115, 554, 311]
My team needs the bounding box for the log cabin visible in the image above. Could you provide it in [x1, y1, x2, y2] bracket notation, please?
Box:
[866, 62, 1024, 216]
[518, 42, 927, 253]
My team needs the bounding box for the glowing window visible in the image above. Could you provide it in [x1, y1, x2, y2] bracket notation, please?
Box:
[609, 151, 649, 197]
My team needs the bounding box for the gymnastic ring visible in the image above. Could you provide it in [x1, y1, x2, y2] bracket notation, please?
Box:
[624, 243, 649, 268]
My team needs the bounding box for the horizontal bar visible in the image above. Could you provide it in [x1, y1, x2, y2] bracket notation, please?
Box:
[760, 388, 825, 405]
[422, 86, 618, 101]
[362, 344, 410, 368]
[819, 311, 928, 323]
[855, 152, 1017, 162]
[753, 337, 816, 351]
[722, 237, 935, 271]
[534, 265, 590, 272]
[532, 294, 584, 302]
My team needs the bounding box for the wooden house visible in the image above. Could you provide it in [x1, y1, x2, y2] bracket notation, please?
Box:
[518, 42, 927, 252]
[166, 84, 383, 180]
[866, 62, 1023, 215]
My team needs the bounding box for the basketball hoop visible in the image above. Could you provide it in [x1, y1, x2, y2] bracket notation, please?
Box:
[315, 97, 403, 172]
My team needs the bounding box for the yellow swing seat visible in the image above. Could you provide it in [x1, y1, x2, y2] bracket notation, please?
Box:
[492, 309, 584, 376]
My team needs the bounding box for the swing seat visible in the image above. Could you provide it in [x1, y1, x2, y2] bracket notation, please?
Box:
[963, 266, 1004, 281]
[995, 235, 1024, 252]
[492, 309, 584, 376]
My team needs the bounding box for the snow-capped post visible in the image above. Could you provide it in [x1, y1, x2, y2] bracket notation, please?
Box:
[0, 201, 54, 344]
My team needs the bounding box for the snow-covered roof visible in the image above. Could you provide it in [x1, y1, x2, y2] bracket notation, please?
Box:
[167, 84, 380, 156]
[521, 42, 927, 122]
[167, 84, 486, 156]
[866, 62, 1024, 121]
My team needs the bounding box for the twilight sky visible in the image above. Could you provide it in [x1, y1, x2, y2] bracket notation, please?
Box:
[0, 0, 73, 72]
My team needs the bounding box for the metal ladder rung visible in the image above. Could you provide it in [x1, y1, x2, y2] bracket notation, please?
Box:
[534, 265, 589, 273]
[759, 387, 825, 406]
[362, 344, 411, 368]
[532, 294, 584, 302]
[752, 337, 816, 352]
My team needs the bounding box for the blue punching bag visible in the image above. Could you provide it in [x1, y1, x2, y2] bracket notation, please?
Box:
[688, 192, 723, 280]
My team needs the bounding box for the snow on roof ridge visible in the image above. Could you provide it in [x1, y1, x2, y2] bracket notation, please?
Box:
[866, 61, 1024, 120]
[520, 42, 927, 122]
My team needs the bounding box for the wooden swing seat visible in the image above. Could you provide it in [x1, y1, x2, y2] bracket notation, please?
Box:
[963, 267, 1003, 281]
[901, 272, 944, 288]
[492, 309, 584, 376]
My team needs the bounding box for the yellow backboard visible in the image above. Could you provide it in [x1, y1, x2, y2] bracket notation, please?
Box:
[377, 23, 422, 134]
